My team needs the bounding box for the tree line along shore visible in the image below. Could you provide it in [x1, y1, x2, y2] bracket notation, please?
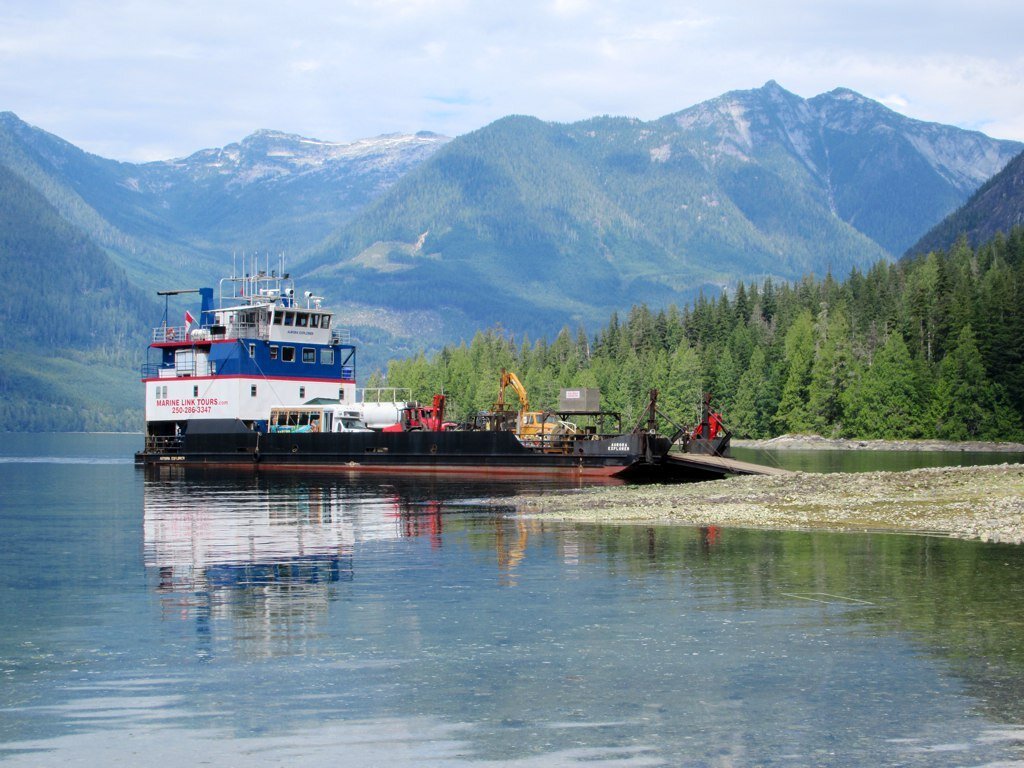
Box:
[384, 229, 1024, 443]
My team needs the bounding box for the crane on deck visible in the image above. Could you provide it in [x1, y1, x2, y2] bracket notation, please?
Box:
[492, 369, 578, 444]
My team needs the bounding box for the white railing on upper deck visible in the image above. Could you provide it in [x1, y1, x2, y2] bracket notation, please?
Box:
[358, 387, 413, 403]
[152, 325, 189, 343]
[152, 324, 351, 345]
[141, 357, 215, 379]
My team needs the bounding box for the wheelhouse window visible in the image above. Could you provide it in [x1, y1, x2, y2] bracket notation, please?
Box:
[310, 314, 320, 328]
[321, 315, 331, 329]
[273, 312, 283, 325]
[283, 312, 294, 326]
[282, 346, 295, 363]
[302, 348, 316, 363]
[296, 313, 308, 327]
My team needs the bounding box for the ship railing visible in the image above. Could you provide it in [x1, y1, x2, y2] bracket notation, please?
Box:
[232, 321, 264, 338]
[151, 325, 189, 343]
[331, 328, 352, 345]
[140, 360, 214, 378]
[145, 434, 183, 453]
[358, 387, 413, 403]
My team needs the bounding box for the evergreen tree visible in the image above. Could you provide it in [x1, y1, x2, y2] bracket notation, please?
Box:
[842, 332, 922, 439]
[712, 345, 740, 418]
[774, 310, 815, 432]
[662, 344, 704, 426]
[380, 229, 1024, 442]
[806, 308, 851, 435]
[928, 325, 1021, 439]
[731, 347, 772, 438]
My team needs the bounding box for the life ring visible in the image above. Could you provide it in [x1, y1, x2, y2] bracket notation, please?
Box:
[165, 327, 176, 341]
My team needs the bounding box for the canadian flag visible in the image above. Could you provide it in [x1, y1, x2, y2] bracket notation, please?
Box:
[184, 310, 196, 338]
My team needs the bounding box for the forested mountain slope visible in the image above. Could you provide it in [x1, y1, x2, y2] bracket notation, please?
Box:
[0, 164, 158, 430]
[907, 149, 1024, 256]
[0, 112, 450, 290]
[301, 82, 1021, 347]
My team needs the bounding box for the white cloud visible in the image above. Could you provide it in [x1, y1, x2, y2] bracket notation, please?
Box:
[0, 0, 1022, 160]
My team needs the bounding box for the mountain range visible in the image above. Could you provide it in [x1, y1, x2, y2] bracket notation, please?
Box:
[301, 82, 1021, 343]
[0, 111, 450, 288]
[1, 81, 1021, 430]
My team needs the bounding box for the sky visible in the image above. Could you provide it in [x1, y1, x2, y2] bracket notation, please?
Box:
[2, 0, 1022, 162]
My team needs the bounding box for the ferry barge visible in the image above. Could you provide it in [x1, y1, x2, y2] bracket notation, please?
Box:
[135, 268, 740, 480]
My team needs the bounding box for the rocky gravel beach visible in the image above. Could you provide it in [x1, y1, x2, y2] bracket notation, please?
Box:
[508, 463, 1024, 543]
[733, 434, 1024, 452]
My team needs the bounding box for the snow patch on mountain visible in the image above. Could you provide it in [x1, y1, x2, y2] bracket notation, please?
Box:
[149, 130, 451, 188]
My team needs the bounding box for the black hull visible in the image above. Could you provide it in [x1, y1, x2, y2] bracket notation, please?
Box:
[136, 427, 732, 481]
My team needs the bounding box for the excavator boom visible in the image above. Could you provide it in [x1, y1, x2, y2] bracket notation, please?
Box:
[496, 368, 530, 412]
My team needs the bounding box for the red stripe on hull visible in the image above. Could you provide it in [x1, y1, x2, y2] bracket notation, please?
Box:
[144, 457, 630, 478]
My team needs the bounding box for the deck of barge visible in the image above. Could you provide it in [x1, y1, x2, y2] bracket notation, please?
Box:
[664, 452, 794, 477]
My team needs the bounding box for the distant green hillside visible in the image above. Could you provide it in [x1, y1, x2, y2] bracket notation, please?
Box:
[0, 164, 157, 431]
[302, 112, 887, 343]
[0, 111, 220, 292]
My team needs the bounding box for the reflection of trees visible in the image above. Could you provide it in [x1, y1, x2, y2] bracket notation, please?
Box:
[574, 523, 1024, 722]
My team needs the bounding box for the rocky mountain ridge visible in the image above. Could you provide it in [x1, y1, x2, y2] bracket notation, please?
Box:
[301, 82, 1021, 344]
[139, 129, 449, 187]
[907, 148, 1024, 255]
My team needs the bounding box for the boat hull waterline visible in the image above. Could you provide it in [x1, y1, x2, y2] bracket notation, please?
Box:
[135, 428, 727, 480]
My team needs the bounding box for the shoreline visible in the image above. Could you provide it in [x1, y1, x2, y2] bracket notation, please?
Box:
[732, 434, 1024, 452]
[506, 463, 1024, 544]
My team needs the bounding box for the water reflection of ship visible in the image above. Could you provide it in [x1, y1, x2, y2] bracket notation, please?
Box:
[143, 469, 586, 630]
[144, 479, 360, 594]
[144, 472, 369, 648]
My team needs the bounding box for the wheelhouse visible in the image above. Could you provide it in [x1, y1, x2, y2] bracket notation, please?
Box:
[140, 263, 357, 448]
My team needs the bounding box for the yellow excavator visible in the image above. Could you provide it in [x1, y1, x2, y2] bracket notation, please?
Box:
[494, 369, 578, 443]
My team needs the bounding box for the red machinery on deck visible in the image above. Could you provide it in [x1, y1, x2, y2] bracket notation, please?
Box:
[382, 394, 448, 432]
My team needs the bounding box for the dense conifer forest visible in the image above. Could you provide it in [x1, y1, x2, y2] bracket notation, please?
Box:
[383, 229, 1024, 441]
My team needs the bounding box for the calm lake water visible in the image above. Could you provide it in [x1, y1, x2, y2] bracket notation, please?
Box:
[2, 434, 1024, 766]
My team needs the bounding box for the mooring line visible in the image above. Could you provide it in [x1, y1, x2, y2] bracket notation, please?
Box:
[781, 592, 875, 605]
